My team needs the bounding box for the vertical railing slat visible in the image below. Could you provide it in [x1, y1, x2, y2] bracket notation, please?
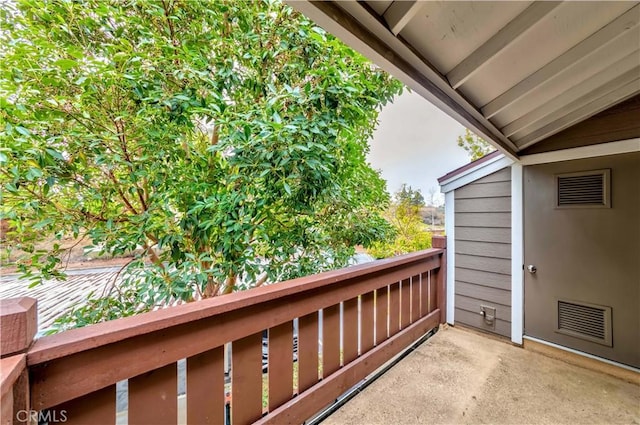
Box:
[298, 313, 319, 393]
[420, 271, 429, 316]
[268, 322, 294, 411]
[375, 287, 389, 345]
[429, 271, 437, 313]
[411, 275, 421, 323]
[53, 385, 116, 425]
[54, 385, 116, 425]
[322, 305, 341, 376]
[389, 282, 400, 336]
[343, 298, 359, 363]
[129, 363, 178, 425]
[400, 278, 411, 329]
[187, 346, 224, 424]
[232, 332, 263, 425]
[360, 291, 375, 354]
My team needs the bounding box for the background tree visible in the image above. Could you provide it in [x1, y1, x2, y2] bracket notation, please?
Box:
[457, 129, 495, 161]
[0, 0, 403, 328]
[396, 184, 425, 207]
[367, 185, 432, 259]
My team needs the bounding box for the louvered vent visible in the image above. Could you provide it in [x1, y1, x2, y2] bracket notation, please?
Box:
[556, 300, 612, 346]
[556, 169, 610, 208]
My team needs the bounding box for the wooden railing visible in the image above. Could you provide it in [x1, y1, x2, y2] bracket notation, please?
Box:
[0, 237, 446, 425]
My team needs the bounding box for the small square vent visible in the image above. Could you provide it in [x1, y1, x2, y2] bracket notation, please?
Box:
[556, 300, 612, 347]
[556, 169, 610, 208]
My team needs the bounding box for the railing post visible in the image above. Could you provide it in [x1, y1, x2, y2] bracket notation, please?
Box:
[432, 236, 447, 324]
[1, 297, 37, 425]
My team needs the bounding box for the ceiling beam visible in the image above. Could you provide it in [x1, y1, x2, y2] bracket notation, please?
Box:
[483, 4, 640, 119]
[446, 2, 561, 89]
[514, 79, 640, 149]
[382, 1, 426, 36]
[502, 52, 640, 137]
[291, 1, 520, 159]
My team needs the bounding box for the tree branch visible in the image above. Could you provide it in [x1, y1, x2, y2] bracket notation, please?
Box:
[106, 169, 139, 215]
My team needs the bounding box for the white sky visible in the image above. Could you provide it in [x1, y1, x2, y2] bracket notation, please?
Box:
[367, 90, 470, 205]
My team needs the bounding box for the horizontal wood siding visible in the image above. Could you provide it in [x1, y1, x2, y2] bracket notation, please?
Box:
[454, 167, 512, 338]
[456, 254, 511, 275]
[455, 197, 511, 212]
[456, 241, 511, 259]
[456, 268, 510, 291]
[455, 227, 511, 243]
[455, 181, 511, 199]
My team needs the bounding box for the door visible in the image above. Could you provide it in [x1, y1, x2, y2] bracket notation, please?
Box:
[524, 152, 640, 368]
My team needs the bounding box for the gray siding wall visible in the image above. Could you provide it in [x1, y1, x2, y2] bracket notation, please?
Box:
[454, 167, 511, 337]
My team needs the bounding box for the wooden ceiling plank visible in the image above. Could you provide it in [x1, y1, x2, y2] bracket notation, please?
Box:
[513, 79, 640, 149]
[297, 0, 520, 158]
[446, 2, 561, 89]
[501, 52, 640, 137]
[383, 1, 426, 36]
[482, 4, 640, 119]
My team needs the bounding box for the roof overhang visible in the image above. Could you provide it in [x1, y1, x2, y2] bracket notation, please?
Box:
[288, 1, 640, 161]
[438, 151, 511, 193]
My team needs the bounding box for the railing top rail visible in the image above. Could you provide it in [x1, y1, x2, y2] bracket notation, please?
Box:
[27, 248, 443, 365]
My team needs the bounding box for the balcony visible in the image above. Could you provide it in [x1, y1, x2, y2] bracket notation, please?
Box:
[0, 239, 447, 424]
[2, 234, 638, 424]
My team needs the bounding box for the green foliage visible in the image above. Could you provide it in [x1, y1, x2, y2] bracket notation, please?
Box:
[367, 186, 432, 259]
[0, 0, 403, 328]
[457, 129, 495, 161]
[395, 184, 425, 208]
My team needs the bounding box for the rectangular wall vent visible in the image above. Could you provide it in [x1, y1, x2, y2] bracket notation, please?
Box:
[556, 169, 610, 208]
[556, 300, 612, 346]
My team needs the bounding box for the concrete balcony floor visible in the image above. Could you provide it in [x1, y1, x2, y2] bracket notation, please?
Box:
[325, 326, 639, 424]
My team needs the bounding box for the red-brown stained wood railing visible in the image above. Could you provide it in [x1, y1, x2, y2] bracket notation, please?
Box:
[411, 275, 421, 323]
[432, 236, 447, 323]
[56, 384, 115, 425]
[375, 287, 388, 344]
[0, 297, 37, 425]
[420, 271, 429, 317]
[187, 346, 224, 424]
[298, 313, 320, 393]
[360, 292, 375, 353]
[268, 322, 294, 411]
[400, 278, 411, 329]
[232, 332, 263, 424]
[1, 354, 26, 425]
[389, 282, 401, 336]
[322, 305, 341, 377]
[129, 363, 178, 425]
[342, 298, 359, 362]
[14, 240, 445, 425]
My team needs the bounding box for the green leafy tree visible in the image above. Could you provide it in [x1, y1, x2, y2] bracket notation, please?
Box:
[457, 129, 495, 161]
[0, 0, 403, 327]
[367, 186, 432, 258]
[396, 184, 425, 208]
